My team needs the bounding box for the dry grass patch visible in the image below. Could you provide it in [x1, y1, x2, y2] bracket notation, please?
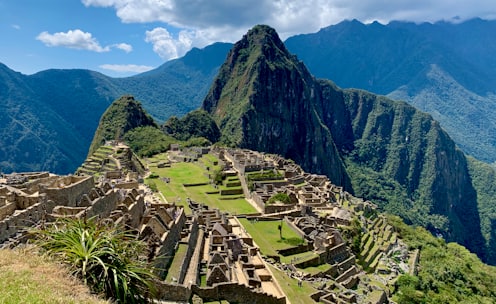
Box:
[0, 247, 108, 304]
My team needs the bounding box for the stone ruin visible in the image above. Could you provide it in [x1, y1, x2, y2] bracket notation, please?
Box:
[210, 148, 414, 303]
[0, 147, 418, 304]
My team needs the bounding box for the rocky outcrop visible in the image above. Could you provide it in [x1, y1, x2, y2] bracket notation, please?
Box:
[340, 89, 485, 258]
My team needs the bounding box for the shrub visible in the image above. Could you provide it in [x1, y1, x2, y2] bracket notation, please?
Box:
[267, 193, 291, 205]
[33, 218, 156, 303]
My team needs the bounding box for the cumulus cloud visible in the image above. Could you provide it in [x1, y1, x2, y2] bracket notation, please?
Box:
[36, 29, 132, 53]
[36, 29, 111, 52]
[99, 64, 154, 73]
[144, 27, 207, 60]
[113, 43, 132, 52]
[82, 0, 496, 58]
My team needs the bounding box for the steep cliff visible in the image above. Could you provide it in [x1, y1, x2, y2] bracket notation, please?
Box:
[340, 89, 485, 257]
[202, 25, 486, 261]
[203, 25, 352, 189]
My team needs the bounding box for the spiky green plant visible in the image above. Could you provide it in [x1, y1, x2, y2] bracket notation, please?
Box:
[33, 218, 156, 303]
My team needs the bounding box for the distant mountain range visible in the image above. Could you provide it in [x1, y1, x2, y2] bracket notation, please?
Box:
[0, 42, 231, 174]
[285, 18, 496, 163]
[1, 18, 496, 171]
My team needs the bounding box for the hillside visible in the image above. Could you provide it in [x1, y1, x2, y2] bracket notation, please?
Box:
[87, 95, 157, 156]
[114, 42, 232, 122]
[0, 43, 229, 174]
[4, 19, 496, 174]
[202, 24, 487, 263]
[0, 248, 107, 304]
[285, 18, 496, 163]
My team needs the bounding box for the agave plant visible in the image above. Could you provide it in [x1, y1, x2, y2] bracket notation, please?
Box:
[33, 217, 156, 303]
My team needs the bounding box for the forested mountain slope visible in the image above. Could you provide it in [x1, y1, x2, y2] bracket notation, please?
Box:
[202, 24, 487, 263]
[0, 43, 230, 174]
[285, 18, 496, 162]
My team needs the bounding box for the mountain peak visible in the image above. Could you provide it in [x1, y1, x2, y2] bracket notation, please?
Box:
[227, 24, 292, 67]
[88, 95, 156, 155]
[243, 24, 281, 45]
[202, 26, 352, 190]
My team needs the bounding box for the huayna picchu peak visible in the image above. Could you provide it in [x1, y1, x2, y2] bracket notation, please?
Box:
[203, 24, 487, 263]
[203, 25, 352, 192]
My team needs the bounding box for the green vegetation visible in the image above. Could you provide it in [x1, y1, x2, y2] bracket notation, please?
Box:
[0, 248, 108, 304]
[162, 109, 220, 143]
[467, 156, 496, 264]
[267, 192, 291, 205]
[33, 218, 156, 303]
[145, 154, 256, 215]
[124, 126, 177, 157]
[268, 265, 315, 304]
[238, 219, 304, 256]
[88, 95, 157, 156]
[246, 170, 284, 182]
[165, 244, 188, 283]
[388, 215, 496, 303]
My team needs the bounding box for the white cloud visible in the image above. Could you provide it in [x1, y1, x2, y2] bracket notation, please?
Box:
[145, 27, 201, 60]
[113, 43, 132, 52]
[99, 64, 154, 73]
[36, 29, 133, 53]
[11, 24, 20, 30]
[82, 0, 496, 58]
[36, 29, 111, 52]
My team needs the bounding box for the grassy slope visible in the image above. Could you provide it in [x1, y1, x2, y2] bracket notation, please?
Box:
[0, 248, 107, 304]
[388, 215, 496, 303]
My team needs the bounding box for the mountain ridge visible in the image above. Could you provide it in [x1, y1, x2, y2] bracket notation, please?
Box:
[285, 18, 496, 162]
[202, 24, 487, 262]
[0, 43, 229, 174]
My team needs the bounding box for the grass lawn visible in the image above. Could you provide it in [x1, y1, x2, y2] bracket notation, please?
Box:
[238, 218, 305, 256]
[298, 263, 333, 276]
[268, 264, 315, 304]
[0, 248, 108, 304]
[280, 251, 318, 264]
[146, 156, 257, 215]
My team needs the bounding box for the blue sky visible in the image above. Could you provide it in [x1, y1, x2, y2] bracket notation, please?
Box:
[1, 0, 495, 77]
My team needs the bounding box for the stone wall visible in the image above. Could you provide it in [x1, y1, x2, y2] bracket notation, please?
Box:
[155, 282, 192, 302]
[0, 203, 17, 221]
[192, 282, 286, 304]
[264, 204, 295, 214]
[114, 181, 139, 189]
[0, 200, 55, 243]
[125, 194, 145, 228]
[155, 208, 187, 279]
[178, 218, 199, 284]
[277, 242, 313, 256]
[43, 176, 94, 207]
[78, 189, 119, 220]
[184, 228, 204, 286]
[220, 188, 244, 195]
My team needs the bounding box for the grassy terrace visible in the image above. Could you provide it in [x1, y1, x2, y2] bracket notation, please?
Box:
[165, 243, 188, 283]
[268, 265, 315, 304]
[238, 218, 304, 257]
[145, 153, 257, 215]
